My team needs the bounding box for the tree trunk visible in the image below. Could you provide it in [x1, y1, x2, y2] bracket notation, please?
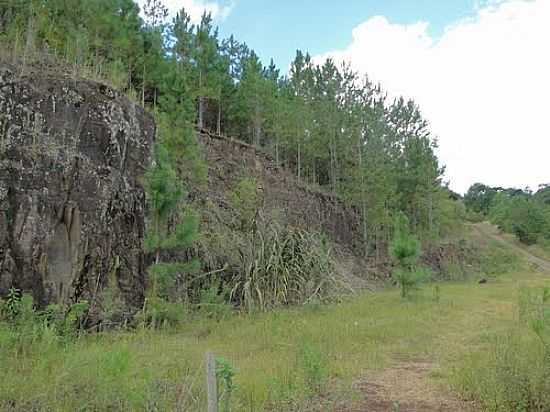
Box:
[198, 97, 204, 129]
[358, 145, 369, 257]
[142, 62, 146, 107]
[275, 138, 279, 167]
[253, 103, 262, 146]
[217, 100, 221, 135]
[297, 140, 301, 181]
[198, 71, 204, 129]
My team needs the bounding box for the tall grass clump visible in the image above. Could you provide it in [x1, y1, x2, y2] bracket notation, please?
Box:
[231, 219, 338, 312]
[453, 286, 550, 411]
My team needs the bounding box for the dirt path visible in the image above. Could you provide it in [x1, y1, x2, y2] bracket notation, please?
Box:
[472, 222, 550, 273]
[336, 359, 476, 412]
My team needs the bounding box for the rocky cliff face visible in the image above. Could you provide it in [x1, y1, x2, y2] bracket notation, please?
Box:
[0, 65, 154, 309]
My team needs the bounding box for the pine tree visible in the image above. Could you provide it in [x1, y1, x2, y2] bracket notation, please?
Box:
[144, 144, 199, 299]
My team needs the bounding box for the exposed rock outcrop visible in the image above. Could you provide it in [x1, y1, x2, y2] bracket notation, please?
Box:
[0, 64, 154, 309]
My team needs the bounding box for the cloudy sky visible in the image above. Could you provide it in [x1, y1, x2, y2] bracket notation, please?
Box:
[137, 0, 549, 193]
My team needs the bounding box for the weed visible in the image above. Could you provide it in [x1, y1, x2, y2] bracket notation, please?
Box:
[300, 343, 327, 395]
[216, 356, 236, 412]
[136, 297, 189, 329]
[2, 269, 545, 411]
[1, 287, 22, 321]
[198, 282, 233, 321]
[433, 284, 441, 303]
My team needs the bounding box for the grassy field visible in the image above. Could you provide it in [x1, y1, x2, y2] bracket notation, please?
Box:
[2, 266, 548, 411]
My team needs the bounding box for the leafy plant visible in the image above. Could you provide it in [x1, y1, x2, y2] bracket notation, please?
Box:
[1, 287, 22, 322]
[136, 298, 188, 329]
[216, 356, 236, 412]
[300, 343, 327, 395]
[394, 268, 430, 299]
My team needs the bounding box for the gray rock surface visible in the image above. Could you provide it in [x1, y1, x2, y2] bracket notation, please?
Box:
[0, 64, 154, 309]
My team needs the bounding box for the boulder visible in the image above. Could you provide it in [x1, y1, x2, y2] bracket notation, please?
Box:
[0, 64, 154, 310]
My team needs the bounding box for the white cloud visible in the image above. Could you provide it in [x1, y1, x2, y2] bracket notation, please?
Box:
[137, 0, 234, 24]
[315, 0, 550, 193]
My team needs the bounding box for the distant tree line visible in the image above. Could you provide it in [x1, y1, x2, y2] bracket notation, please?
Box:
[0, 0, 463, 259]
[465, 183, 550, 245]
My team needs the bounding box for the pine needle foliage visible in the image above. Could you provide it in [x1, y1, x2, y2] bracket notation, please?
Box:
[144, 144, 199, 300]
[390, 213, 421, 270]
[390, 213, 426, 298]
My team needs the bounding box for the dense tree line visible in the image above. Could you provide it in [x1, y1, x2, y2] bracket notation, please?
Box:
[465, 183, 550, 245]
[0, 0, 462, 259]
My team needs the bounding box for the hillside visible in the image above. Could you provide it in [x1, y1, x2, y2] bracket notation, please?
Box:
[201, 131, 362, 253]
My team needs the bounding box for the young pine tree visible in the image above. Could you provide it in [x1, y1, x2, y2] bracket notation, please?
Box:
[390, 213, 425, 298]
[144, 144, 199, 301]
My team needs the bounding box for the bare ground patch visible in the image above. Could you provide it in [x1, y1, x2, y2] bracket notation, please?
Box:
[335, 359, 477, 412]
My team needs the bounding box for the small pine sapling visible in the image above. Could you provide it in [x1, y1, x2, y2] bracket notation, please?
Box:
[143, 144, 200, 323]
[390, 213, 426, 298]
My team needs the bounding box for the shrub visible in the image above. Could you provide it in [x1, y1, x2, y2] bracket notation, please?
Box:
[390, 233, 421, 270]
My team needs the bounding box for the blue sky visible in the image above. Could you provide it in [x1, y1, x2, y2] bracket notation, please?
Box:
[217, 0, 476, 69]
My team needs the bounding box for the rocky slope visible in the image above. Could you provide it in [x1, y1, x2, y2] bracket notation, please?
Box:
[201, 131, 363, 252]
[0, 64, 154, 309]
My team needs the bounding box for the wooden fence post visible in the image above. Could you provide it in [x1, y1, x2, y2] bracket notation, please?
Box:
[206, 352, 218, 412]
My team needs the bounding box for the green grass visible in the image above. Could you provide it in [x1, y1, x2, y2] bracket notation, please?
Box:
[1, 271, 548, 411]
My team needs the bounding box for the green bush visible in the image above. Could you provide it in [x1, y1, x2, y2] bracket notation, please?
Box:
[390, 232, 420, 270]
